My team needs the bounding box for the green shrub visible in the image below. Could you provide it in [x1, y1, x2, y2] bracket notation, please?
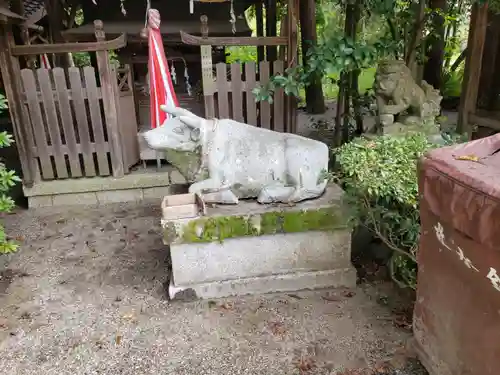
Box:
[0, 93, 21, 254]
[335, 133, 440, 289]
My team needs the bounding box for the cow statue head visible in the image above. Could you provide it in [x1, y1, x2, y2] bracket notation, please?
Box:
[142, 104, 205, 153]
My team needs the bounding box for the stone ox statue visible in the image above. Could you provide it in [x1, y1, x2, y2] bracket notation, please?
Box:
[143, 105, 329, 204]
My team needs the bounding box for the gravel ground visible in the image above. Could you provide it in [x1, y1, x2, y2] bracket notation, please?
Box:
[0, 202, 426, 375]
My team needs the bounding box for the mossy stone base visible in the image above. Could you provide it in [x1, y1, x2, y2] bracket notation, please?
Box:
[162, 184, 351, 245]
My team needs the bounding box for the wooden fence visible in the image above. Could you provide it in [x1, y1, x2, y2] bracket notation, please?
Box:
[21, 66, 121, 180]
[207, 61, 287, 132]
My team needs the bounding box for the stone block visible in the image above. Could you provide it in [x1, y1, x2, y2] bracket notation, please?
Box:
[29, 195, 53, 208]
[96, 189, 143, 204]
[171, 230, 352, 286]
[143, 186, 174, 200]
[169, 268, 357, 300]
[162, 184, 356, 299]
[52, 192, 98, 206]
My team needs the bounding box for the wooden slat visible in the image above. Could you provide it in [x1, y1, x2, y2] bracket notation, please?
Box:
[68, 67, 96, 176]
[21, 69, 54, 179]
[259, 61, 271, 129]
[37, 69, 68, 178]
[180, 31, 287, 46]
[244, 62, 258, 126]
[31, 140, 111, 156]
[53, 68, 82, 177]
[273, 60, 285, 132]
[216, 63, 229, 118]
[11, 34, 127, 56]
[83, 66, 110, 176]
[230, 63, 244, 122]
[95, 50, 124, 177]
[22, 89, 103, 102]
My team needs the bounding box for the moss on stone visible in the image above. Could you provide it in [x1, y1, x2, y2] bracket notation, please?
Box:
[181, 215, 255, 244]
[172, 205, 350, 244]
[260, 212, 282, 234]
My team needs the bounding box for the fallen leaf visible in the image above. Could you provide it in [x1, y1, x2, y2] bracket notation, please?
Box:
[268, 321, 286, 336]
[218, 302, 234, 310]
[295, 356, 316, 374]
[342, 290, 356, 298]
[455, 154, 480, 162]
[115, 335, 122, 345]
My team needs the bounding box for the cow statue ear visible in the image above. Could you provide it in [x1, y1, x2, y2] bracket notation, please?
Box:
[178, 115, 201, 129]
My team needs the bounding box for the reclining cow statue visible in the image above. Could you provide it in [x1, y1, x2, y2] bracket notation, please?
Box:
[143, 105, 329, 204]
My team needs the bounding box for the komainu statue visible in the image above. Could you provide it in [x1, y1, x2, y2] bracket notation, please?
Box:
[143, 105, 329, 205]
[373, 60, 442, 130]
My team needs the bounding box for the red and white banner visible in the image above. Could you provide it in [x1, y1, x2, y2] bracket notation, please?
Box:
[148, 8, 178, 128]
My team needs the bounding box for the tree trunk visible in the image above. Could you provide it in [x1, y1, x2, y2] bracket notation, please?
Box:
[265, 0, 278, 62]
[299, 0, 325, 114]
[423, 0, 446, 89]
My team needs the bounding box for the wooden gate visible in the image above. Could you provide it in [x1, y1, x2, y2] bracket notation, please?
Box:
[0, 21, 139, 185]
[21, 66, 125, 180]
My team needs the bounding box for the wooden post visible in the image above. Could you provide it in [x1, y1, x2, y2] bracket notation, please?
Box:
[0, 22, 37, 186]
[255, 2, 265, 62]
[285, 0, 299, 133]
[458, 3, 489, 135]
[200, 15, 216, 119]
[299, 0, 325, 114]
[265, 0, 277, 62]
[94, 20, 125, 177]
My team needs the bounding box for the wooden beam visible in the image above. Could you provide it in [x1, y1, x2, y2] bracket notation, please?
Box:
[10, 33, 127, 55]
[94, 20, 124, 178]
[458, 2, 489, 135]
[469, 112, 500, 131]
[0, 23, 37, 186]
[180, 31, 287, 46]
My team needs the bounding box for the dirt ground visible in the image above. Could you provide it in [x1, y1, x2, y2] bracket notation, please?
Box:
[0, 202, 426, 375]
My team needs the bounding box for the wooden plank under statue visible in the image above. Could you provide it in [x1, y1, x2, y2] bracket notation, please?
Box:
[145, 104, 356, 299]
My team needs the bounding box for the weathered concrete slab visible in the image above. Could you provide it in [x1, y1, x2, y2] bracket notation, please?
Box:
[163, 184, 356, 299]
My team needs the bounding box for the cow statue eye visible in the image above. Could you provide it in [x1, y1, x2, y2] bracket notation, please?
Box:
[172, 127, 184, 135]
[190, 128, 201, 142]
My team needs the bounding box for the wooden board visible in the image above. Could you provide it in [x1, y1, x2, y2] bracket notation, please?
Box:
[244, 62, 258, 126]
[273, 60, 285, 132]
[216, 63, 229, 118]
[68, 67, 96, 177]
[259, 61, 271, 129]
[37, 69, 68, 179]
[83, 66, 110, 176]
[53, 68, 82, 177]
[230, 63, 244, 122]
[21, 69, 54, 180]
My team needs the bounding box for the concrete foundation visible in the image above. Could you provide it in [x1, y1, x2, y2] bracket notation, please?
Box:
[163, 184, 357, 299]
[23, 166, 187, 208]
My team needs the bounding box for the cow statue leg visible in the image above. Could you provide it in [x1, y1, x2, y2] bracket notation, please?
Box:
[258, 139, 328, 204]
[188, 178, 239, 204]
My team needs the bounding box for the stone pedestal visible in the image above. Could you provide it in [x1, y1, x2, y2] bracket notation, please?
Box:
[162, 184, 357, 299]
